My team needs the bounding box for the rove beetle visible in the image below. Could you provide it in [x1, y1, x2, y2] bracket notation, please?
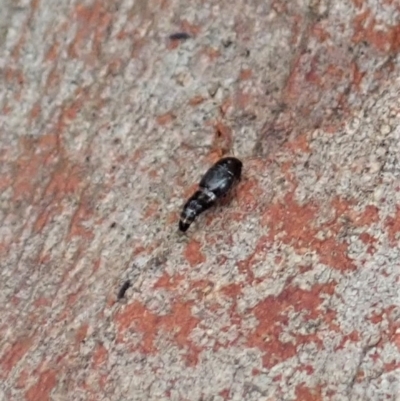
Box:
[179, 157, 243, 232]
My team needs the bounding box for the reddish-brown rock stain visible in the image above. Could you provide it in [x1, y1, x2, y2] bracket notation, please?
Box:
[234, 90, 252, 111]
[220, 283, 242, 298]
[68, 196, 94, 240]
[153, 272, 185, 291]
[0, 337, 33, 378]
[261, 191, 319, 245]
[115, 299, 201, 365]
[143, 200, 160, 219]
[189, 279, 214, 294]
[25, 369, 58, 401]
[335, 330, 360, 350]
[351, 204, 380, 227]
[246, 294, 297, 368]
[189, 95, 205, 106]
[237, 235, 272, 278]
[219, 97, 233, 117]
[201, 46, 221, 62]
[352, 9, 400, 53]
[210, 121, 233, 155]
[295, 384, 323, 401]
[16, 368, 31, 389]
[219, 388, 230, 400]
[359, 232, 377, 254]
[156, 112, 176, 126]
[262, 192, 361, 271]
[75, 323, 89, 344]
[385, 206, 400, 245]
[179, 20, 201, 37]
[246, 282, 335, 368]
[68, 1, 113, 62]
[45, 41, 59, 62]
[311, 22, 331, 43]
[239, 68, 252, 80]
[237, 177, 262, 213]
[384, 360, 400, 372]
[29, 102, 42, 124]
[33, 161, 85, 234]
[13, 134, 59, 202]
[33, 297, 51, 308]
[56, 90, 89, 132]
[351, 0, 364, 8]
[286, 133, 311, 153]
[314, 237, 355, 271]
[92, 343, 108, 368]
[184, 239, 206, 266]
[300, 364, 315, 375]
[167, 40, 181, 50]
[182, 183, 199, 199]
[45, 67, 61, 92]
[115, 301, 160, 352]
[351, 61, 366, 91]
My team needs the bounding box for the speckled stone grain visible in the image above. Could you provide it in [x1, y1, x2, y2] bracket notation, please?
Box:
[0, 0, 400, 400]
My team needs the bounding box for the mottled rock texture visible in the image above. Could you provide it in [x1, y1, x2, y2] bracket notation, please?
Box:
[0, 0, 399, 400]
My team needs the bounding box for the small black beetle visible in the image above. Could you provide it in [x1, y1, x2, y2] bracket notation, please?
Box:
[179, 157, 243, 232]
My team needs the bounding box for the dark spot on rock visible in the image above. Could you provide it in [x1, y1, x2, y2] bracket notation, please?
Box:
[169, 32, 191, 41]
[117, 280, 131, 300]
[222, 39, 233, 48]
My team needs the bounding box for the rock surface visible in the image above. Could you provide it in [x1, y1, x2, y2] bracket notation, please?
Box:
[0, 0, 399, 400]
